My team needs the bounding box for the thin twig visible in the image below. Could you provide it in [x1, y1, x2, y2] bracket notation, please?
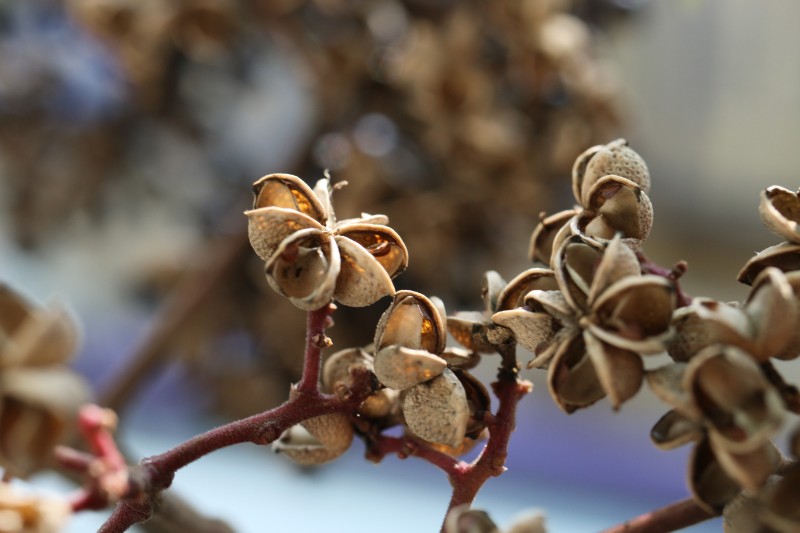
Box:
[100, 230, 249, 412]
[600, 497, 715, 533]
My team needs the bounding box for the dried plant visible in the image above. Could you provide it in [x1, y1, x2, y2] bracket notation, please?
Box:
[1, 138, 799, 533]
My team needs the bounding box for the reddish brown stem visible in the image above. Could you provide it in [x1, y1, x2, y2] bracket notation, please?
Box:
[98, 303, 361, 532]
[636, 252, 693, 307]
[367, 435, 462, 474]
[600, 497, 715, 533]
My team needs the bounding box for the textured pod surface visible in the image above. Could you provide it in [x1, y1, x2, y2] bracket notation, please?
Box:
[581, 175, 653, 245]
[321, 348, 373, 393]
[333, 235, 396, 307]
[336, 224, 408, 279]
[272, 412, 354, 465]
[579, 138, 651, 206]
[403, 368, 468, 448]
[251, 173, 326, 222]
[528, 209, 578, 266]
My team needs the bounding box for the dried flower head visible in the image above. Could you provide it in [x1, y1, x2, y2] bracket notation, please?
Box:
[0, 285, 91, 478]
[495, 235, 675, 412]
[530, 140, 654, 267]
[373, 291, 472, 448]
[0, 482, 71, 533]
[246, 174, 408, 310]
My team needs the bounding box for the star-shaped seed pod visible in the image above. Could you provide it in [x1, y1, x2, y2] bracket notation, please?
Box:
[529, 139, 653, 268]
[0, 284, 91, 478]
[373, 291, 472, 448]
[668, 267, 800, 363]
[447, 269, 558, 354]
[739, 185, 800, 283]
[646, 345, 786, 514]
[495, 235, 675, 412]
[246, 174, 408, 310]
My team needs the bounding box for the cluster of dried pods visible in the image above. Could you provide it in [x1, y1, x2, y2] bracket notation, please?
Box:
[247, 139, 800, 531]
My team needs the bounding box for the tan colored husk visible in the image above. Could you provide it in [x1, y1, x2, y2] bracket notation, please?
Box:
[553, 236, 602, 312]
[481, 271, 507, 315]
[0, 481, 71, 533]
[336, 224, 408, 279]
[650, 409, 703, 450]
[745, 267, 798, 361]
[264, 228, 340, 311]
[496, 269, 558, 312]
[321, 348, 373, 392]
[272, 411, 354, 465]
[452, 368, 491, 439]
[252, 173, 326, 222]
[684, 346, 785, 454]
[689, 437, 741, 514]
[759, 185, 800, 243]
[373, 345, 447, 391]
[583, 331, 642, 410]
[374, 291, 446, 354]
[571, 144, 603, 205]
[491, 308, 555, 357]
[581, 175, 653, 245]
[586, 235, 641, 304]
[402, 368, 469, 448]
[645, 364, 698, 418]
[528, 209, 578, 266]
[668, 299, 752, 362]
[723, 489, 765, 533]
[737, 242, 800, 285]
[759, 464, 800, 532]
[546, 333, 604, 413]
[332, 235, 396, 307]
[444, 505, 498, 533]
[708, 433, 781, 492]
[578, 139, 651, 207]
[245, 207, 324, 263]
[587, 275, 675, 354]
[0, 303, 78, 369]
[0, 368, 90, 478]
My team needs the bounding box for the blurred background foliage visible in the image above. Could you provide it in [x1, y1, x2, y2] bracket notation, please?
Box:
[1, 0, 797, 531]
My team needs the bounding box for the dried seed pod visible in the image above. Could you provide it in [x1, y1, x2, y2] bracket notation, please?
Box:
[264, 229, 340, 311]
[252, 173, 326, 221]
[668, 298, 752, 362]
[579, 175, 653, 246]
[684, 346, 785, 454]
[374, 291, 446, 354]
[645, 364, 697, 418]
[745, 267, 798, 361]
[650, 409, 703, 450]
[321, 348, 373, 393]
[402, 368, 469, 448]
[688, 438, 741, 514]
[332, 234, 397, 307]
[0, 368, 90, 478]
[528, 209, 578, 266]
[272, 412, 354, 465]
[759, 463, 800, 532]
[481, 271, 507, 315]
[546, 333, 605, 413]
[0, 294, 78, 369]
[491, 306, 556, 358]
[738, 242, 800, 285]
[0, 481, 71, 533]
[495, 269, 558, 312]
[373, 345, 447, 390]
[709, 433, 781, 492]
[452, 368, 491, 439]
[722, 486, 764, 533]
[336, 224, 409, 279]
[444, 505, 498, 533]
[583, 331, 643, 410]
[759, 185, 800, 243]
[578, 139, 651, 207]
